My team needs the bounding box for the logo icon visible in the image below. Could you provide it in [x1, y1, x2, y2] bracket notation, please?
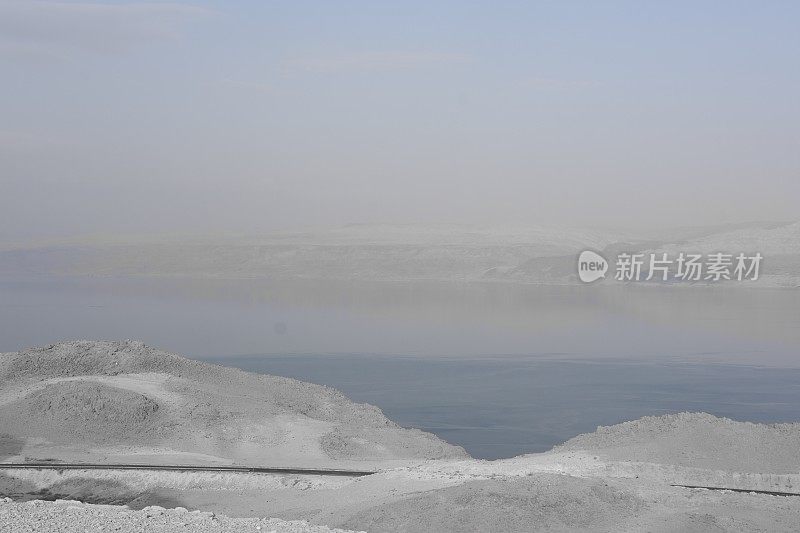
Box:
[578, 250, 608, 283]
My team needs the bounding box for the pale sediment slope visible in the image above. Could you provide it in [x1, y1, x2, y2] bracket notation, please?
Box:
[335, 473, 800, 532]
[555, 412, 800, 473]
[340, 474, 646, 532]
[0, 341, 465, 467]
[327, 413, 800, 531]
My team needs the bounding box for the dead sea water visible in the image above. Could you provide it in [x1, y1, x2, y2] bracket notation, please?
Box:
[2, 275, 799, 459]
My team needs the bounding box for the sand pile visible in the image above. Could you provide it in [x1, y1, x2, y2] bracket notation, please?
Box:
[557, 412, 800, 473]
[0, 341, 466, 465]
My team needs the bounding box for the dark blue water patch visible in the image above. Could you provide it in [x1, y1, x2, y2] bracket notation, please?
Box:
[204, 355, 800, 460]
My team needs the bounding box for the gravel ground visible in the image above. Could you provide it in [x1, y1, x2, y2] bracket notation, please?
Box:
[0, 498, 360, 533]
[341, 474, 646, 532]
[337, 474, 800, 532]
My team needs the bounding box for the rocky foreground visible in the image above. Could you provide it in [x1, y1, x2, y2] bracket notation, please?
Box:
[3, 470, 800, 532]
[0, 498, 358, 533]
[2, 341, 800, 531]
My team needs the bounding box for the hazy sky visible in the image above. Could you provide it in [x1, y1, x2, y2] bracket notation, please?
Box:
[2, 1, 799, 240]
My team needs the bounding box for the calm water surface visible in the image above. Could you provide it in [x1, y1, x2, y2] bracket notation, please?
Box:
[208, 354, 800, 459]
[2, 276, 799, 458]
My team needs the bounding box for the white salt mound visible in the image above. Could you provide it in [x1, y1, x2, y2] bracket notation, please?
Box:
[557, 412, 800, 473]
[0, 340, 466, 464]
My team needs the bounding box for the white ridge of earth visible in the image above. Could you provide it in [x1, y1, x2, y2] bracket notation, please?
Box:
[0, 340, 466, 469]
[2, 340, 800, 532]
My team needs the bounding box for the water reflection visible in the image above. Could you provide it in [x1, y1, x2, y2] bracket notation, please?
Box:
[1, 276, 797, 365]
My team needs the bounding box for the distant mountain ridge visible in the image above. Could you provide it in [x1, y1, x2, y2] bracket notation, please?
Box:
[0, 222, 797, 287]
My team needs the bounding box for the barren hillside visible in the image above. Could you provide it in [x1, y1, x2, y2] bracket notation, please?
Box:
[0, 341, 465, 467]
